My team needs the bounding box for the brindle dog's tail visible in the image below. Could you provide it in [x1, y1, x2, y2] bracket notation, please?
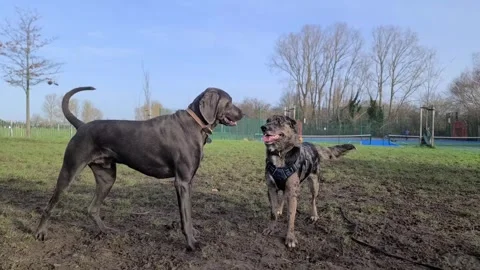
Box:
[316, 143, 356, 160]
[62, 86, 96, 129]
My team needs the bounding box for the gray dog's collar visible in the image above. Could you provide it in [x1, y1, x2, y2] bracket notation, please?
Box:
[186, 108, 213, 135]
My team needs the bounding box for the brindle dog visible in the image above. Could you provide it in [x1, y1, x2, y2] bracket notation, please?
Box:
[260, 115, 356, 248]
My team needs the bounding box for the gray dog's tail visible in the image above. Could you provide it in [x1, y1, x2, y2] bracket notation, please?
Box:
[316, 143, 356, 160]
[62, 86, 96, 129]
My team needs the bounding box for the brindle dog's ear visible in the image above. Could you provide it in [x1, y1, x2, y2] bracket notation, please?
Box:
[199, 90, 220, 124]
[286, 116, 297, 131]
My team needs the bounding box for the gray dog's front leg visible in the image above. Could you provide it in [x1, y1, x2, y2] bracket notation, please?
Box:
[174, 178, 199, 251]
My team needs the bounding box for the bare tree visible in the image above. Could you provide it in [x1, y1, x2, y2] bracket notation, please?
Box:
[0, 7, 63, 137]
[42, 93, 61, 125]
[325, 24, 365, 122]
[371, 26, 433, 119]
[277, 88, 297, 109]
[81, 100, 103, 122]
[450, 55, 480, 110]
[270, 23, 368, 124]
[420, 50, 445, 106]
[448, 54, 480, 136]
[342, 55, 373, 124]
[371, 25, 395, 109]
[236, 97, 272, 118]
[269, 24, 328, 121]
[135, 100, 164, 120]
[323, 23, 364, 119]
[387, 28, 431, 118]
[141, 61, 151, 119]
[31, 113, 44, 127]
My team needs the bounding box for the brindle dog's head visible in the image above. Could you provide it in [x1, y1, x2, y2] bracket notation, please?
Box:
[188, 87, 243, 128]
[260, 115, 300, 152]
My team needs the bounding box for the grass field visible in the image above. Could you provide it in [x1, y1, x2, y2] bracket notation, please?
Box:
[0, 137, 479, 269]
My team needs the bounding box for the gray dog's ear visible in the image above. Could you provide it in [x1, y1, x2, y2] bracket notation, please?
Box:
[199, 90, 220, 124]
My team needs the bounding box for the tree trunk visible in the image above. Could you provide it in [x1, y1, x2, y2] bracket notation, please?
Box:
[26, 89, 30, 137]
[378, 66, 383, 109]
[26, 45, 31, 137]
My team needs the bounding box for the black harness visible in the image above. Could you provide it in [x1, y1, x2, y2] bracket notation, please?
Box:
[266, 160, 300, 191]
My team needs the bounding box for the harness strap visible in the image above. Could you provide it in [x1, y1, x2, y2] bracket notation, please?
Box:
[266, 161, 299, 191]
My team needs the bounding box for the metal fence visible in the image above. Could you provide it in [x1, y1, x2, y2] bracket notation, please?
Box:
[2, 114, 478, 142]
[0, 117, 266, 141]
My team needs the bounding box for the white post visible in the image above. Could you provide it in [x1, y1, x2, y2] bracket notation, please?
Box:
[9, 121, 13, 137]
[431, 107, 435, 147]
[293, 106, 296, 119]
[419, 108, 423, 145]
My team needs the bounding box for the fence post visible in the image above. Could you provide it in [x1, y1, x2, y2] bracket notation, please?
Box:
[9, 121, 13, 137]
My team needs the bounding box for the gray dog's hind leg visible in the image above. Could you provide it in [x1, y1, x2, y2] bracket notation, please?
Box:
[308, 175, 320, 222]
[88, 163, 117, 234]
[34, 161, 86, 240]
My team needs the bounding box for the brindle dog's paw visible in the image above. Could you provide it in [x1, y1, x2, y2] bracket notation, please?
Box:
[262, 228, 274, 235]
[285, 234, 298, 248]
[94, 226, 119, 239]
[103, 226, 120, 233]
[34, 230, 47, 241]
[262, 223, 277, 235]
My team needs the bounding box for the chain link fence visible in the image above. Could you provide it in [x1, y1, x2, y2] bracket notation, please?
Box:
[1, 112, 479, 141]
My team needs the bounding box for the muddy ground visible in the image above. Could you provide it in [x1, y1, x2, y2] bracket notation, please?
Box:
[0, 139, 479, 269]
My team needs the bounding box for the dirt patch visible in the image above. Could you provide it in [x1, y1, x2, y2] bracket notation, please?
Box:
[1, 174, 478, 270]
[1, 141, 480, 269]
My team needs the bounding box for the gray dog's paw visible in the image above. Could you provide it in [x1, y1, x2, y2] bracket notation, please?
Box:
[186, 240, 202, 252]
[193, 227, 201, 238]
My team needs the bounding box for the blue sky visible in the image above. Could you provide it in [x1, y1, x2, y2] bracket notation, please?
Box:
[0, 0, 478, 121]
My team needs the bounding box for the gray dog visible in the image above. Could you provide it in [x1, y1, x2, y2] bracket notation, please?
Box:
[260, 115, 355, 248]
[34, 86, 243, 251]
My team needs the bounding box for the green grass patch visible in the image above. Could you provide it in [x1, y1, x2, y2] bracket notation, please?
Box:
[0, 137, 479, 269]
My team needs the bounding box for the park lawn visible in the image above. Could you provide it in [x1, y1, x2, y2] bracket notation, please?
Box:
[0, 137, 479, 269]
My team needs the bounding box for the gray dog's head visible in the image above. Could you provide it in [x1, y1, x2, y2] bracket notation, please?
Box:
[260, 115, 300, 152]
[188, 87, 243, 127]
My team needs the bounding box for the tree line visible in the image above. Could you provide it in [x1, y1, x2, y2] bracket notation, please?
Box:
[1, 8, 479, 137]
[236, 23, 479, 136]
[0, 7, 173, 134]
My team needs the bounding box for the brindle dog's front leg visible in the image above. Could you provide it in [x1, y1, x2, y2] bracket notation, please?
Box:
[276, 191, 285, 217]
[284, 174, 300, 248]
[262, 180, 279, 235]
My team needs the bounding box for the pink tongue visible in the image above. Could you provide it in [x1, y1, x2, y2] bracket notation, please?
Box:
[262, 135, 277, 142]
